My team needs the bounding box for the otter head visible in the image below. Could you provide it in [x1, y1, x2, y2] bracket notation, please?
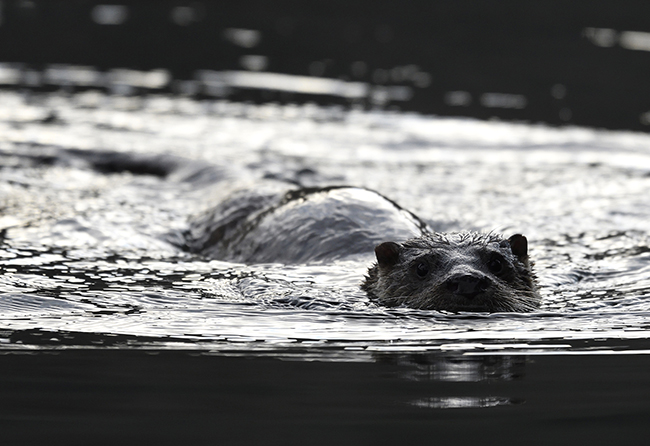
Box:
[362, 232, 540, 312]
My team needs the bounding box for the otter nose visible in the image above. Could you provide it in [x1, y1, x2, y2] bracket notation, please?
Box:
[445, 274, 491, 299]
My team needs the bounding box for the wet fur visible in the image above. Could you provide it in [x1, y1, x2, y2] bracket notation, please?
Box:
[362, 232, 540, 312]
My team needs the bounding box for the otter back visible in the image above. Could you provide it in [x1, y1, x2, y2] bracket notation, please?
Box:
[187, 186, 428, 264]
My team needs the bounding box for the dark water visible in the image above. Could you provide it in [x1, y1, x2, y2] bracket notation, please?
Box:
[2, 91, 650, 441]
[3, 349, 650, 444]
[3, 1, 650, 131]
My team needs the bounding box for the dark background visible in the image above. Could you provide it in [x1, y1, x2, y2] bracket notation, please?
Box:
[1, 0, 649, 131]
[1, 348, 650, 445]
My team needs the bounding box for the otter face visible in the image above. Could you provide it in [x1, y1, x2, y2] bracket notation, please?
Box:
[363, 232, 540, 312]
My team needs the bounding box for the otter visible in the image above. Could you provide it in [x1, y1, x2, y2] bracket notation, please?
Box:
[187, 185, 541, 313]
[362, 232, 540, 312]
[31, 148, 540, 312]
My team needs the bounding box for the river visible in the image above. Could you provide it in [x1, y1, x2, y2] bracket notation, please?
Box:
[1, 90, 650, 443]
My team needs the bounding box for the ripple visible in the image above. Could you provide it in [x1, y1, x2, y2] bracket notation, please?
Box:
[3, 93, 650, 357]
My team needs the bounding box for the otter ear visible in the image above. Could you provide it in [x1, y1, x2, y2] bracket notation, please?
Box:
[508, 234, 528, 262]
[375, 241, 401, 267]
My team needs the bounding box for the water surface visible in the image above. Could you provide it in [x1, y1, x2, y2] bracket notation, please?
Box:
[2, 91, 650, 358]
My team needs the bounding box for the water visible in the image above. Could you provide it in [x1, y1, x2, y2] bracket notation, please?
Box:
[2, 91, 650, 442]
[3, 90, 650, 354]
[2, 348, 649, 444]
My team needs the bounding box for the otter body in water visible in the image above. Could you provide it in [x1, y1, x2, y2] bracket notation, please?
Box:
[34, 149, 541, 312]
[362, 232, 540, 312]
[187, 186, 428, 264]
[188, 185, 540, 312]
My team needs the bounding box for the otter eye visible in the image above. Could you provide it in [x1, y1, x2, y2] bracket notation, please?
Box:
[487, 257, 503, 274]
[415, 261, 429, 278]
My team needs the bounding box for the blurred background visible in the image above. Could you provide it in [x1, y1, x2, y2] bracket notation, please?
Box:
[0, 0, 649, 131]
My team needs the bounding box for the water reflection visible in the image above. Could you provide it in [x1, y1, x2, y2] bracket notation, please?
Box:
[197, 70, 369, 98]
[394, 353, 526, 382]
[584, 27, 650, 52]
[620, 31, 650, 52]
[91, 4, 128, 26]
[445, 90, 472, 107]
[0, 56, 430, 107]
[385, 353, 527, 410]
[411, 396, 522, 409]
[223, 28, 262, 48]
[480, 92, 527, 109]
